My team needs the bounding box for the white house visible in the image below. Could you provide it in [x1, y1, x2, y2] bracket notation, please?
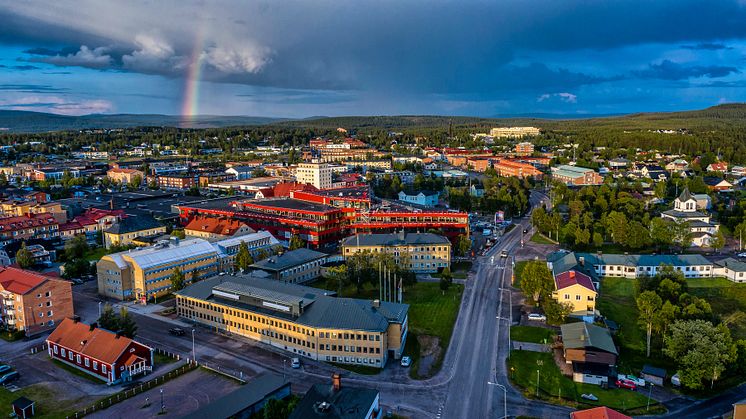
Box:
[397, 190, 439, 207]
[714, 258, 746, 283]
[661, 188, 719, 247]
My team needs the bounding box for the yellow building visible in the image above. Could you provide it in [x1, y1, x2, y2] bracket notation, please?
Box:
[103, 216, 167, 248]
[551, 270, 597, 317]
[107, 168, 145, 185]
[175, 276, 409, 367]
[97, 238, 219, 301]
[340, 233, 451, 273]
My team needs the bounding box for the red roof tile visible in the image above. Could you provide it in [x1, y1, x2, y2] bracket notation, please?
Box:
[571, 406, 631, 419]
[0, 266, 57, 295]
[185, 216, 249, 236]
[46, 318, 149, 365]
[555, 270, 595, 292]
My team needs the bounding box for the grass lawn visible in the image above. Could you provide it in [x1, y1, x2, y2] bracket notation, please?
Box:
[513, 261, 529, 288]
[508, 350, 665, 414]
[329, 362, 381, 376]
[52, 359, 106, 384]
[686, 277, 746, 339]
[154, 352, 178, 365]
[510, 326, 555, 344]
[0, 384, 84, 418]
[84, 247, 109, 262]
[530, 232, 556, 245]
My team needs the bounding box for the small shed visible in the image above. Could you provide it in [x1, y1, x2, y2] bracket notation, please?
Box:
[641, 364, 667, 386]
[12, 397, 35, 419]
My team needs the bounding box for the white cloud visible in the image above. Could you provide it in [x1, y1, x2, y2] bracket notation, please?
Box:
[537, 92, 577, 103]
[0, 95, 113, 115]
[201, 45, 271, 74]
[30, 45, 112, 69]
[122, 34, 187, 73]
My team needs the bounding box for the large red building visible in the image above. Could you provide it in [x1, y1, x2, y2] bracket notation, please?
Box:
[177, 188, 469, 249]
[46, 318, 153, 384]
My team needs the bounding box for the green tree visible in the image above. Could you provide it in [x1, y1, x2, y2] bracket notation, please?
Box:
[649, 218, 674, 251]
[170, 268, 185, 291]
[324, 265, 349, 294]
[664, 320, 736, 389]
[171, 229, 186, 239]
[15, 242, 34, 268]
[118, 307, 138, 338]
[544, 299, 574, 325]
[710, 229, 726, 253]
[65, 234, 90, 260]
[0, 172, 8, 186]
[289, 234, 306, 250]
[637, 291, 663, 357]
[98, 303, 118, 331]
[439, 267, 453, 293]
[235, 241, 254, 271]
[592, 232, 603, 248]
[519, 261, 554, 304]
[129, 175, 143, 189]
[456, 235, 471, 256]
[624, 221, 651, 249]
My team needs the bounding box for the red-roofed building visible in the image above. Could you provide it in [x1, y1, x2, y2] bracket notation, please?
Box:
[272, 182, 317, 198]
[59, 208, 123, 241]
[707, 162, 728, 173]
[570, 406, 631, 419]
[0, 267, 73, 336]
[492, 159, 543, 179]
[552, 270, 597, 318]
[0, 214, 59, 246]
[46, 318, 153, 384]
[184, 216, 254, 239]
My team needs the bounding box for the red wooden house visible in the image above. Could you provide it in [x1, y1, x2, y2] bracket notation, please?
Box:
[46, 318, 153, 385]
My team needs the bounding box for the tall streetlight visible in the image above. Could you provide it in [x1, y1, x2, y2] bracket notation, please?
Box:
[487, 381, 507, 419]
[160, 388, 164, 414]
[283, 359, 287, 381]
[191, 329, 196, 363]
[98, 301, 102, 317]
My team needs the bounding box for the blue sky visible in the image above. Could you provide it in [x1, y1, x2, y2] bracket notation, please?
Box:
[1, 0, 746, 117]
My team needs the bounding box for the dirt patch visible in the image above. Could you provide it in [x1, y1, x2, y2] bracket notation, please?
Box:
[416, 335, 441, 377]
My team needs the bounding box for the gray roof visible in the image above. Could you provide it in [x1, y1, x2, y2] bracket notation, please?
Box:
[715, 258, 746, 272]
[661, 209, 709, 219]
[289, 383, 380, 419]
[118, 239, 218, 271]
[182, 373, 288, 419]
[561, 322, 618, 355]
[641, 364, 667, 378]
[251, 248, 328, 272]
[548, 251, 713, 277]
[340, 233, 450, 247]
[678, 187, 693, 202]
[214, 280, 317, 307]
[104, 215, 163, 234]
[176, 275, 407, 332]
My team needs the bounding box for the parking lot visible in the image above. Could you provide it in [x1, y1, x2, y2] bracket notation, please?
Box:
[87, 368, 241, 419]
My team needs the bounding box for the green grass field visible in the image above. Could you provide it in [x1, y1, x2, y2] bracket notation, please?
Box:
[513, 260, 528, 288]
[530, 232, 556, 245]
[510, 326, 555, 344]
[508, 350, 665, 414]
[0, 384, 83, 418]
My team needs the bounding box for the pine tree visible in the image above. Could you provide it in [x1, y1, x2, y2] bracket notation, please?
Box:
[118, 307, 138, 338]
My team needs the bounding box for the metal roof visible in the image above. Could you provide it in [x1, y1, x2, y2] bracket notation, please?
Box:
[124, 239, 217, 270]
[251, 248, 328, 272]
[340, 232, 451, 247]
[561, 322, 618, 355]
[213, 281, 316, 307]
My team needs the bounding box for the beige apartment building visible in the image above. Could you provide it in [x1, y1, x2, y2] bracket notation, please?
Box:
[490, 126, 541, 138]
[97, 238, 219, 302]
[107, 168, 145, 184]
[340, 233, 451, 273]
[0, 267, 74, 336]
[175, 276, 409, 367]
[295, 161, 333, 190]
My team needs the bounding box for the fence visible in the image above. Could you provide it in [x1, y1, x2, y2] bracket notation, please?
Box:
[65, 359, 196, 418]
[29, 342, 47, 354]
[199, 360, 247, 384]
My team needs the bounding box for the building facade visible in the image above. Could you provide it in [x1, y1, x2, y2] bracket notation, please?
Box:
[46, 318, 153, 384]
[107, 168, 145, 184]
[184, 216, 253, 240]
[0, 267, 74, 336]
[250, 248, 328, 284]
[296, 162, 333, 190]
[341, 233, 451, 273]
[551, 165, 604, 186]
[103, 216, 166, 249]
[552, 270, 597, 319]
[175, 276, 409, 368]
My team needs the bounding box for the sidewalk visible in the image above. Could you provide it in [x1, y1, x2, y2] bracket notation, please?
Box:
[511, 341, 550, 353]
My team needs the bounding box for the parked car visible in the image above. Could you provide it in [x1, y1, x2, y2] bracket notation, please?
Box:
[581, 393, 598, 401]
[500, 250, 508, 258]
[527, 313, 547, 322]
[400, 356, 412, 367]
[615, 379, 637, 390]
[168, 328, 185, 336]
[0, 365, 10, 374]
[617, 374, 645, 387]
[291, 358, 301, 369]
[0, 371, 19, 386]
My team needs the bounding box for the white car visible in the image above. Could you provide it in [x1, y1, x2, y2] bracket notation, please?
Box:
[400, 356, 412, 367]
[527, 313, 547, 322]
[291, 358, 301, 369]
[738, 252, 746, 258]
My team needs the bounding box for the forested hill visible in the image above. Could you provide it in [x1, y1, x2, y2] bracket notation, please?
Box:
[0, 110, 285, 133]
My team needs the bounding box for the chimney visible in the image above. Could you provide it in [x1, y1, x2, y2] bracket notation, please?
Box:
[579, 256, 585, 266]
[372, 299, 380, 308]
[569, 271, 576, 279]
[332, 373, 341, 392]
[89, 322, 97, 331]
[72, 315, 81, 323]
[115, 330, 123, 339]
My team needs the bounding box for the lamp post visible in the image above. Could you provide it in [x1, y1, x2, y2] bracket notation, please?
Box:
[98, 301, 102, 317]
[536, 360, 544, 397]
[487, 381, 507, 419]
[160, 388, 164, 414]
[191, 328, 196, 363]
[283, 359, 287, 381]
[646, 383, 654, 412]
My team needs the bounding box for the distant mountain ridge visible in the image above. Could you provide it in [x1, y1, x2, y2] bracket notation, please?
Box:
[0, 110, 286, 133]
[1, 103, 745, 133]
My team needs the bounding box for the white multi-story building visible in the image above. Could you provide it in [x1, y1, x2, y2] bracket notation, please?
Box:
[296, 161, 332, 190]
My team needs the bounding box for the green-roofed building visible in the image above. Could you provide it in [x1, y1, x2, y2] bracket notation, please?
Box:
[561, 322, 618, 386]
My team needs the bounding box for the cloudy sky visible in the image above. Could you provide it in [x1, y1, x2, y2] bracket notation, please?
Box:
[1, 0, 746, 117]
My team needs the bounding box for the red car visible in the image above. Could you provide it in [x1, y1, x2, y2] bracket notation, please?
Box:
[616, 379, 637, 390]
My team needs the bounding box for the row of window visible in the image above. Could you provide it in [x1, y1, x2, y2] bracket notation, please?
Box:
[52, 345, 107, 374]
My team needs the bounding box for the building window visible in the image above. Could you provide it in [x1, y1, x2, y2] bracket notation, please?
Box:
[84, 358, 90, 367]
[76, 354, 81, 364]
[102, 365, 107, 373]
[53, 345, 58, 354]
[93, 361, 98, 370]
[61, 348, 66, 357]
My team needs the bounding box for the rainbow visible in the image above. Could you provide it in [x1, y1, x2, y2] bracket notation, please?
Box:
[181, 26, 205, 123]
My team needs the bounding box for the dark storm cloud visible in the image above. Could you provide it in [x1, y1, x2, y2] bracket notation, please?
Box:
[634, 60, 740, 80]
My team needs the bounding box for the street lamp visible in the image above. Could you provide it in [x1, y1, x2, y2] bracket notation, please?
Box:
[191, 329, 196, 363]
[98, 301, 102, 317]
[283, 359, 287, 381]
[160, 388, 164, 414]
[487, 381, 507, 419]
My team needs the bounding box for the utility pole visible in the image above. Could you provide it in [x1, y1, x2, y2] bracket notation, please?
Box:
[192, 329, 196, 363]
